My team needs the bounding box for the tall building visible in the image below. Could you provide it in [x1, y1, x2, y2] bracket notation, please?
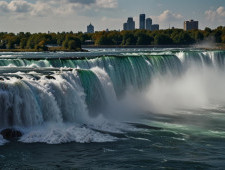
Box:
[139, 14, 146, 29]
[123, 17, 135, 31]
[184, 20, 198, 31]
[123, 23, 128, 31]
[87, 23, 94, 33]
[151, 24, 159, 31]
[146, 18, 152, 30]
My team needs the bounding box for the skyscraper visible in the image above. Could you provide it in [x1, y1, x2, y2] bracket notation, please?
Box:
[87, 23, 94, 33]
[139, 14, 146, 29]
[151, 24, 159, 31]
[146, 18, 152, 30]
[123, 17, 135, 31]
[123, 23, 128, 31]
[127, 17, 135, 30]
[184, 20, 198, 31]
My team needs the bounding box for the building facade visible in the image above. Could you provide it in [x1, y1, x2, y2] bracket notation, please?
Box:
[127, 17, 135, 30]
[151, 24, 159, 31]
[139, 14, 146, 29]
[146, 18, 152, 30]
[87, 23, 94, 33]
[123, 23, 128, 31]
[123, 17, 135, 31]
[184, 20, 198, 31]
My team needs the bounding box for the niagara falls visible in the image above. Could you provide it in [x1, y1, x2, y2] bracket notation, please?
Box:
[0, 0, 225, 169]
[0, 48, 224, 168]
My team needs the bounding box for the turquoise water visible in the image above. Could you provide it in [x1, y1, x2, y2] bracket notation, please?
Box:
[0, 49, 225, 169]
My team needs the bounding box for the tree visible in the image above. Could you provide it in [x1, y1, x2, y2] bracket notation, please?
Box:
[26, 38, 35, 49]
[194, 31, 204, 42]
[214, 30, 222, 43]
[135, 32, 154, 45]
[20, 38, 27, 49]
[6, 41, 15, 49]
[154, 34, 173, 45]
[122, 32, 136, 45]
[62, 36, 81, 50]
[95, 36, 113, 45]
[35, 40, 48, 51]
[68, 40, 77, 50]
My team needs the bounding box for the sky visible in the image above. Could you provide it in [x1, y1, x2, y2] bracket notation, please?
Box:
[0, 0, 224, 33]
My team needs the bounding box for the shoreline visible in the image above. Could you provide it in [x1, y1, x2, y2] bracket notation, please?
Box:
[82, 44, 225, 50]
[0, 45, 224, 52]
[82, 45, 191, 48]
[0, 48, 88, 53]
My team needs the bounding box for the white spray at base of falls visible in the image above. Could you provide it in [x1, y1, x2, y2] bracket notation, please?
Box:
[19, 123, 118, 144]
[126, 66, 225, 114]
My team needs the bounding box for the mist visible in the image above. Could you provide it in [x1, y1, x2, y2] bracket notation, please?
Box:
[193, 36, 217, 49]
[140, 66, 225, 114]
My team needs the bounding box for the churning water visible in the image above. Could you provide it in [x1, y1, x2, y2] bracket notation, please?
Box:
[0, 48, 225, 169]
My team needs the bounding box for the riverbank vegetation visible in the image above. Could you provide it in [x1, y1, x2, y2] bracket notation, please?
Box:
[0, 26, 224, 51]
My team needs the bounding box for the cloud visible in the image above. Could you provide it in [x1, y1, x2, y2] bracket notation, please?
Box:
[31, 2, 53, 17]
[216, 6, 225, 16]
[0, 0, 118, 17]
[67, 0, 96, 4]
[96, 0, 118, 8]
[0, 1, 9, 13]
[157, 10, 183, 22]
[0, 0, 34, 14]
[8, 0, 32, 13]
[205, 6, 225, 21]
[146, 10, 183, 28]
[149, 10, 183, 25]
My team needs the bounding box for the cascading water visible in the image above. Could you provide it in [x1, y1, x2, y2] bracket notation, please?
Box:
[1, 49, 225, 169]
[0, 50, 225, 145]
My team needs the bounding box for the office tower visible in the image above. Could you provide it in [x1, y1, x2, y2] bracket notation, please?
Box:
[87, 23, 94, 33]
[184, 20, 198, 31]
[123, 17, 135, 31]
[139, 14, 146, 29]
[151, 24, 159, 31]
[146, 18, 152, 30]
[123, 23, 128, 31]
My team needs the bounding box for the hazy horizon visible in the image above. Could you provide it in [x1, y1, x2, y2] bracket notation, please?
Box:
[0, 0, 224, 33]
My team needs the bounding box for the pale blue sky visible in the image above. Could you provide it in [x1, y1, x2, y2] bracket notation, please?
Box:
[0, 0, 224, 32]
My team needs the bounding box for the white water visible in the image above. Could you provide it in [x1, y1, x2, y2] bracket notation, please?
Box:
[0, 135, 7, 146]
[19, 123, 118, 144]
[143, 67, 225, 113]
[0, 50, 225, 145]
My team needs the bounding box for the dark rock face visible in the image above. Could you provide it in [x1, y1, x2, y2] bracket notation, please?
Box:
[45, 75, 56, 80]
[0, 129, 22, 140]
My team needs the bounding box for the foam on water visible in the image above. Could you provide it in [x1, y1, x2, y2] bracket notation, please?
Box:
[0, 135, 7, 146]
[19, 123, 118, 144]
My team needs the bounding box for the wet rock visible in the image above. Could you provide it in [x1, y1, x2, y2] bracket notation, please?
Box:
[15, 76, 23, 80]
[45, 75, 56, 80]
[0, 129, 22, 140]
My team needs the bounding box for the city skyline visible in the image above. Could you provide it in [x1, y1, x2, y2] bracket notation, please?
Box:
[0, 0, 224, 33]
[123, 14, 159, 31]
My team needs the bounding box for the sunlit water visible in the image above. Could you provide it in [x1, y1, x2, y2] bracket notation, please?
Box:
[0, 48, 225, 169]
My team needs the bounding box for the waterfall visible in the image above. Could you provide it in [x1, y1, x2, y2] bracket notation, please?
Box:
[0, 50, 225, 144]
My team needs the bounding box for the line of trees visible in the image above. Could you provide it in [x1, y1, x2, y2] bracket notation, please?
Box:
[0, 32, 83, 51]
[92, 26, 225, 46]
[0, 26, 224, 51]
